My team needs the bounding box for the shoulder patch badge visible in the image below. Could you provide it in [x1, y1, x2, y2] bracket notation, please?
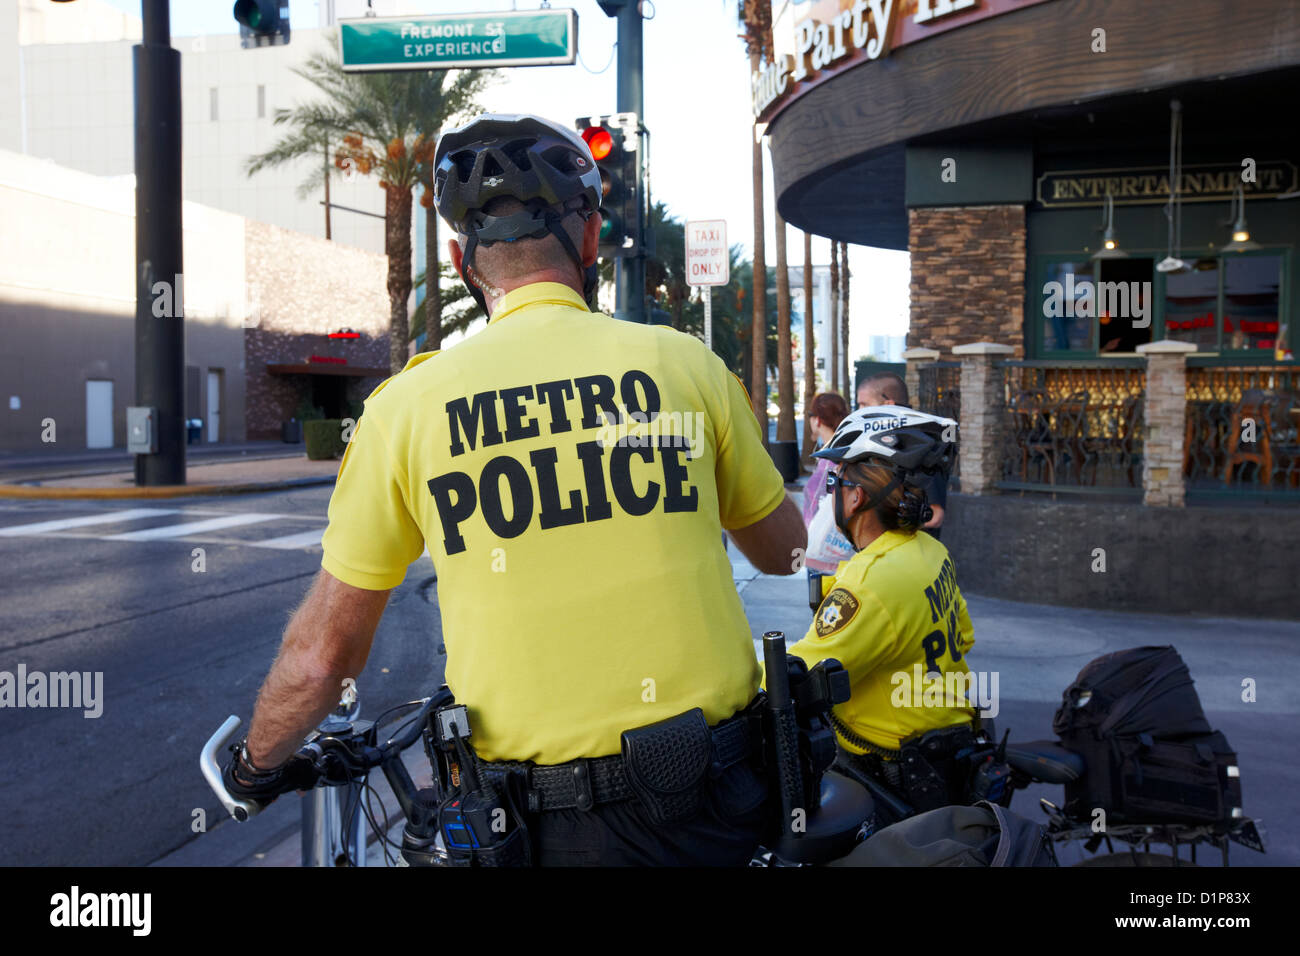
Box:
[815, 588, 860, 637]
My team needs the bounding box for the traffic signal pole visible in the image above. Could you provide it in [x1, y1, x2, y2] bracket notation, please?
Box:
[133, 0, 185, 485]
[603, 0, 646, 323]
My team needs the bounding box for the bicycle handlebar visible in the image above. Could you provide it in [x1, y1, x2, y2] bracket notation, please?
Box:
[199, 715, 265, 822]
[200, 694, 443, 825]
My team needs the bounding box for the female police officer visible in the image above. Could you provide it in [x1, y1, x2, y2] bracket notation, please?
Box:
[789, 406, 984, 825]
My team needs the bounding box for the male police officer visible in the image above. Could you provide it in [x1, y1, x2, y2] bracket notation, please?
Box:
[223, 114, 806, 865]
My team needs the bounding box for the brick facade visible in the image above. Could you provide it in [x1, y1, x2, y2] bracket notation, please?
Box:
[243, 220, 391, 439]
[908, 205, 1026, 357]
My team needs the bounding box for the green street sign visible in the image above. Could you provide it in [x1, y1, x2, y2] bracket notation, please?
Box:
[339, 9, 578, 72]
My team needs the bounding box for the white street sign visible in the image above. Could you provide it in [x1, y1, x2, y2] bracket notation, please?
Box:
[685, 220, 728, 287]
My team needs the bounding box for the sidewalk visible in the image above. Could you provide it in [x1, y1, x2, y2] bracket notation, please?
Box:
[0, 447, 339, 498]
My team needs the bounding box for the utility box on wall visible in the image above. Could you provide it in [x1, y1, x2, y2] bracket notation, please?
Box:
[127, 406, 157, 454]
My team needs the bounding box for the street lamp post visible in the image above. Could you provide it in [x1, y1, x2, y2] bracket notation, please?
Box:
[132, 0, 185, 484]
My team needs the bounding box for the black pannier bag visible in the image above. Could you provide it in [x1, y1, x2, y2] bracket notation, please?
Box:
[1051, 646, 1241, 825]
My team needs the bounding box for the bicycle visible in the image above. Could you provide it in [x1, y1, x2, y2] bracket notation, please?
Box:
[200, 685, 454, 867]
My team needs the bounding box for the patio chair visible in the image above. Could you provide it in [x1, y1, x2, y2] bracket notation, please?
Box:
[1223, 389, 1274, 486]
[1052, 390, 1090, 485]
[1265, 391, 1300, 488]
[1085, 394, 1141, 487]
[1009, 388, 1053, 483]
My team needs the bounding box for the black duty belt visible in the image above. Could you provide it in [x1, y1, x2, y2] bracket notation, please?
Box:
[476, 713, 755, 813]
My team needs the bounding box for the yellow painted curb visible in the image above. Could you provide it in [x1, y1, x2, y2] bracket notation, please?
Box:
[0, 476, 335, 500]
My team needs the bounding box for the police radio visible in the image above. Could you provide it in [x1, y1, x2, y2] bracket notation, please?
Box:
[433, 705, 531, 866]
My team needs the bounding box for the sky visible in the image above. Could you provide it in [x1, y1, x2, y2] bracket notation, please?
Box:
[98, 0, 911, 351]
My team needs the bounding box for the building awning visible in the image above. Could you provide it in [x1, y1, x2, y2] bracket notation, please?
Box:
[266, 363, 390, 378]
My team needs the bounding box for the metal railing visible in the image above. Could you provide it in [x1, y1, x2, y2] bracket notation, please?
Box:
[996, 361, 1145, 494]
[1185, 364, 1300, 498]
[917, 362, 961, 485]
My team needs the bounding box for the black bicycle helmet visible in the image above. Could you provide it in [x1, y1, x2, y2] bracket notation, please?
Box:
[434, 113, 603, 315]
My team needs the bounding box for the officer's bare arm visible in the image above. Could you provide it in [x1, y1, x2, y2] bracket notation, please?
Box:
[728, 494, 807, 575]
[244, 569, 391, 768]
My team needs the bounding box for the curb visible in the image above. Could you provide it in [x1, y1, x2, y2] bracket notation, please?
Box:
[0, 474, 337, 500]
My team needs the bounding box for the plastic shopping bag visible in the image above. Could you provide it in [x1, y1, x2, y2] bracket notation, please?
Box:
[806, 493, 856, 567]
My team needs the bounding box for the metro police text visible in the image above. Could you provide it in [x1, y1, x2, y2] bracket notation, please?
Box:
[428, 370, 702, 555]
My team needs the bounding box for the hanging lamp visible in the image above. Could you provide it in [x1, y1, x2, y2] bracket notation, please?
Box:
[1222, 183, 1261, 253]
[1091, 192, 1128, 260]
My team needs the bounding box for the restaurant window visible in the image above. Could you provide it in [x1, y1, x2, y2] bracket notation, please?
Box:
[1222, 253, 1282, 353]
[1038, 257, 1155, 355]
[1040, 259, 1095, 353]
[1161, 251, 1284, 354]
[1163, 257, 1220, 351]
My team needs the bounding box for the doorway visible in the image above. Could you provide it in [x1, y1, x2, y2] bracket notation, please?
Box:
[85, 380, 114, 449]
[206, 369, 222, 442]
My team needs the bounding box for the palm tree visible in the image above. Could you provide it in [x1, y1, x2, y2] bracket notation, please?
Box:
[644, 202, 692, 330]
[410, 261, 477, 346]
[739, 0, 772, 441]
[244, 34, 492, 374]
[774, 212, 795, 441]
[840, 241, 851, 401]
[829, 240, 840, 395]
[801, 231, 816, 464]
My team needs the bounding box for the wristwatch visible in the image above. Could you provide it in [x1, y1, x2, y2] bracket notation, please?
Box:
[238, 740, 283, 778]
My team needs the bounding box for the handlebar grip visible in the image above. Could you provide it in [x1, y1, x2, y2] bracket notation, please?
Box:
[200, 715, 265, 823]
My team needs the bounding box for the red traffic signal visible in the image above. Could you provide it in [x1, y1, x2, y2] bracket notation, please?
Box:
[580, 126, 615, 162]
[575, 114, 642, 258]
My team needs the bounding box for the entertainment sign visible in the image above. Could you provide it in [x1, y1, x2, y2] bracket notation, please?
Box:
[1036, 162, 1298, 207]
[339, 9, 578, 72]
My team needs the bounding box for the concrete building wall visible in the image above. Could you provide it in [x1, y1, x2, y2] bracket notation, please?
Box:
[243, 219, 390, 440]
[9, 7, 389, 256]
[0, 148, 248, 451]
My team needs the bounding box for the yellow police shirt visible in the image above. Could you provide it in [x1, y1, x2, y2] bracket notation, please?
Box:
[789, 530, 976, 753]
[320, 282, 786, 764]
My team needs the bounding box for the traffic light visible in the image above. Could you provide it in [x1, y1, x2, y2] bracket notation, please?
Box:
[577, 113, 644, 258]
[234, 0, 290, 49]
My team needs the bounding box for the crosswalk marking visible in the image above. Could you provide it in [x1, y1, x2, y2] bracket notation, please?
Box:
[0, 508, 179, 536]
[248, 528, 326, 550]
[103, 513, 280, 541]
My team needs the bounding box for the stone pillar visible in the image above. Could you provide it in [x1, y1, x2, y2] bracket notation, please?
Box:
[952, 342, 1015, 494]
[908, 206, 1026, 357]
[1136, 340, 1196, 507]
[901, 347, 940, 410]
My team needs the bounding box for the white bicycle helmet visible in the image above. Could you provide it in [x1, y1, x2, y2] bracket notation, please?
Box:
[813, 405, 957, 473]
[814, 406, 958, 538]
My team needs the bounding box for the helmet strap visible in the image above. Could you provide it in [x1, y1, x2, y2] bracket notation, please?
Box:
[543, 208, 597, 311]
[459, 209, 596, 319]
[834, 466, 905, 550]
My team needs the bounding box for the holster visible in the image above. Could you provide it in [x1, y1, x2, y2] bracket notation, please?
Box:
[620, 708, 714, 825]
[897, 723, 985, 812]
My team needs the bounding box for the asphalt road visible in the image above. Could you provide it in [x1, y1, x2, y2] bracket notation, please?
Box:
[0, 486, 446, 866]
[1, 486, 1295, 867]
